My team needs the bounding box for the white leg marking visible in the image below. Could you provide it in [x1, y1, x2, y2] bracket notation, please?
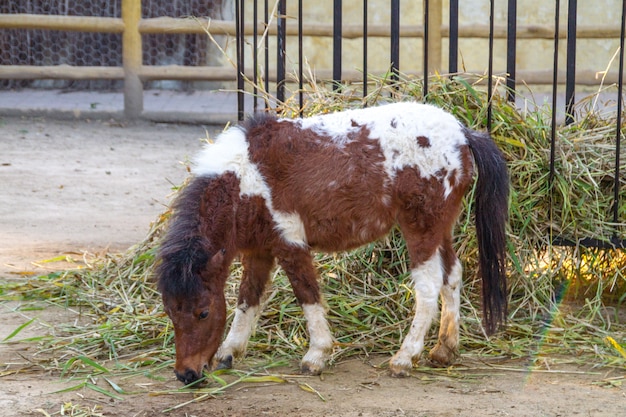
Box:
[301, 303, 334, 374]
[390, 251, 444, 375]
[216, 304, 260, 363]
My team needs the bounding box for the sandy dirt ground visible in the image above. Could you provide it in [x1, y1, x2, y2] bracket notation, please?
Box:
[0, 116, 624, 417]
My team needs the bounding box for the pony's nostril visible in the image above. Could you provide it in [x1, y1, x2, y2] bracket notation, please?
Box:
[175, 369, 201, 386]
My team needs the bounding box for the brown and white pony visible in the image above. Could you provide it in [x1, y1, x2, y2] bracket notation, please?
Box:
[156, 101, 509, 385]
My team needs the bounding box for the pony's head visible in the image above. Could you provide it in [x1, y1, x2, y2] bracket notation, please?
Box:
[156, 175, 238, 385]
[158, 246, 228, 385]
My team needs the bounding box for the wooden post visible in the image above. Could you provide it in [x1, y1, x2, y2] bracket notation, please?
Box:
[122, 0, 143, 119]
[427, 0, 442, 74]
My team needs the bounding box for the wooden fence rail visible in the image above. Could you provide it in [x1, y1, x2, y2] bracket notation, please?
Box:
[1, 0, 625, 118]
[4, 14, 624, 39]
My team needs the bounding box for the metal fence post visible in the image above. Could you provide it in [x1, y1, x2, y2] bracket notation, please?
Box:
[235, 0, 244, 121]
[333, 0, 342, 90]
[506, 0, 518, 102]
[122, 0, 143, 119]
[565, 0, 577, 125]
[391, 0, 399, 82]
[448, 0, 459, 74]
[276, 0, 286, 103]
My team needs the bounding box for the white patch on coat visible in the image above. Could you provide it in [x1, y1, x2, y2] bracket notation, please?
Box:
[288, 102, 466, 198]
[389, 250, 444, 373]
[192, 127, 307, 246]
[216, 304, 260, 361]
[301, 303, 334, 373]
[272, 211, 308, 247]
[192, 128, 267, 194]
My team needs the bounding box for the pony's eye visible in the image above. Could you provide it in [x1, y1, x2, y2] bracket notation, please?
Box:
[199, 311, 209, 320]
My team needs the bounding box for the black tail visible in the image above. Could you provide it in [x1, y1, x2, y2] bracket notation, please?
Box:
[465, 129, 509, 335]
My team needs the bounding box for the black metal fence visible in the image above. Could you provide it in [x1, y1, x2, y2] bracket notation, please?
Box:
[234, 0, 626, 248]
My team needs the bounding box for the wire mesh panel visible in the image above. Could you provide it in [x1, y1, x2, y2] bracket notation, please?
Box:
[0, 0, 231, 90]
[0, 1, 123, 89]
[142, 0, 232, 89]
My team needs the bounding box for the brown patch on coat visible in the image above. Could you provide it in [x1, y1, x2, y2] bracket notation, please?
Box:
[246, 117, 395, 253]
[392, 148, 473, 269]
[416, 135, 431, 148]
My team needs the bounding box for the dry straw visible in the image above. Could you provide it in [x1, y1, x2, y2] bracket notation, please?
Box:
[1, 75, 625, 400]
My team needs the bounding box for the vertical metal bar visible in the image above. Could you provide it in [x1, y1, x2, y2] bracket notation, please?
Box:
[487, 0, 494, 131]
[236, 0, 244, 121]
[448, 0, 458, 74]
[298, 0, 303, 114]
[391, 0, 400, 84]
[549, 0, 561, 188]
[565, 0, 577, 125]
[506, 0, 517, 102]
[363, 0, 368, 102]
[264, 0, 269, 108]
[333, 0, 342, 90]
[422, 0, 428, 98]
[613, 0, 626, 231]
[276, 0, 286, 103]
[253, 0, 258, 113]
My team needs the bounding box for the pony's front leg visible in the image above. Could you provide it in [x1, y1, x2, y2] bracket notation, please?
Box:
[277, 251, 334, 375]
[215, 252, 274, 369]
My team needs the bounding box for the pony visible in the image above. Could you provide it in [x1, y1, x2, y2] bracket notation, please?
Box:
[156, 101, 509, 385]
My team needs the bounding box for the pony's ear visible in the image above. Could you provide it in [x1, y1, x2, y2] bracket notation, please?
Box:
[200, 249, 227, 286]
[209, 249, 226, 268]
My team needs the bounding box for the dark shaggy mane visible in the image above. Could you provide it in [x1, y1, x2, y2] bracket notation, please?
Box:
[239, 111, 278, 132]
[156, 176, 215, 299]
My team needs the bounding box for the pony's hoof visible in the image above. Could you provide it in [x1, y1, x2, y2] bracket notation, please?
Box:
[388, 365, 412, 378]
[429, 343, 458, 367]
[215, 355, 233, 370]
[300, 362, 324, 376]
[389, 353, 414, 377]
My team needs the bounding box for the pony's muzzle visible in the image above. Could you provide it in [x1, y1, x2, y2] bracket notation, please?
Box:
[175, 368, 203, 386]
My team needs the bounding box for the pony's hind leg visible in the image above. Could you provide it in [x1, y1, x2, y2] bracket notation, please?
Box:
[429, 241, 461, 366]
[215, 252, 274, 369]
[389, 248, 444, 377]
[277, 251, 334, 375]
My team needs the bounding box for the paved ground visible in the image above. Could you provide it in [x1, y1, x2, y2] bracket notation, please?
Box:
[0, 89, 254, 124]
[0, 87, 621, 125]
[0, 116, 220, 276]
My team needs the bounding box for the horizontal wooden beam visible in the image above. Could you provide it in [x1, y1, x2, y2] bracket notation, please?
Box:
[0, 65, 124, 79]
[1, 64, 623, 87]
[1, 14, 623, 40]
[0, 14, 124, 33]
[139, 65, 236, 81]
[139, 18, 626, 40]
